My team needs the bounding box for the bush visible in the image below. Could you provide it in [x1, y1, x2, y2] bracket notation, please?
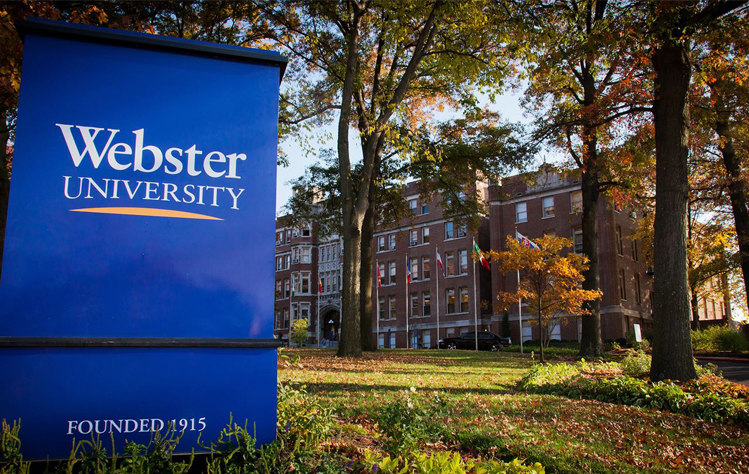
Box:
[361, 450, 545, 474]
[619, 350, 650, 378]
[519, 361, 749, 425]
[692, 326, 749, 353]
[375, 388, 447, 456]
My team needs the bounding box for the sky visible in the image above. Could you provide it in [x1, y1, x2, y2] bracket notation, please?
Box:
[274, 88, 538, 215]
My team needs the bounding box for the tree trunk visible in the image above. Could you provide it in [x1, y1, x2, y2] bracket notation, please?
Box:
[579, 155, 603, 356]
[537, 308, 545, 364]
[0, 111, 10, 282]
[359, 182, 376, 351]
[714, 106, 749, 312]
[650, 37, 696, 381]
[578, 62, 604, 357]
[690, 289, 700, 331]
[336, 11, 364, 358]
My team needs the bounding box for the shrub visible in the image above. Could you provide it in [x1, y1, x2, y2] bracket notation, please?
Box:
[619, 350, 650, 378]
[692, 325, 749, 353]
[375, 388, 445, 456]
[361, 450, 545, 474]
[519, 361, 749, 425]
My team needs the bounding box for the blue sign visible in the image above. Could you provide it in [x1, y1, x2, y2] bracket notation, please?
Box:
[0, 20, 285, 459]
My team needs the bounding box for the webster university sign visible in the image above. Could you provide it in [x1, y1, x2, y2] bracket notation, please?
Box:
[0, 20, 286, 459]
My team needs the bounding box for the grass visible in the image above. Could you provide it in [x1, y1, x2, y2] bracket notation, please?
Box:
[279, 348, 749, 473]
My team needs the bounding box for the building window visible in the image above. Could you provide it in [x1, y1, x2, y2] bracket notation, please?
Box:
[616, 225, 624, 255]
[409, 229, 418, 247]
[411, 293, 419, 317]
[301, 272, 310, 294]
[411, 257, 419, 281]
[292, 228, 299, 238]
[378, 297, 385, 320]
[457, 224, 467, 238]
[274, 310, 281, 329]
[276, 256, 283, 271]
[631, 239, 639, 261]
[286, 229, 292, 242]
[283, 308, 289, 328]
[573, 227, 583, 254]
[301, 247, 311, 264]
[458, 249, 468, 274]
[378, 236, 386, 252]
[516, 202, 527, 223]
[422, 257, 431, 280]
[542, 196, 555, 218]
[389, 234, 396, 250]
[389, 261, 396, 285]
[276, 231, 284, 245]
[445, 222, 455, 239]
[446, 289, 456, 313]
[445, 251, 455, 276]
[460, 287, 469, 313]
[423, 292, 431, 316]
[570, 190, 582, 214]
[635, 274, 642, 304]
[299, 303, 310, 319]
[421, 203, 429, 215]
[619, 269, 627, 301]
[284, 279, 290, 298]
[301, 225, 311, 237]
[276, 280, 282, 299]
[544, 230, 556, 238]
[388, 296, 397, 319]
[422, 227, 430, 244]
[285, 255, 291, 268]
[408, 199, 418, 215]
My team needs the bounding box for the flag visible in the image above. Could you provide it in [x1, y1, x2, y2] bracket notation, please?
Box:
[406, 257, 412, 284]
[473, 240, 490, 271]
[516, 231, 539, 250]
[377, 264, 382, 288]
[436, 247, 444, 276]
[318, 276, 323, 294]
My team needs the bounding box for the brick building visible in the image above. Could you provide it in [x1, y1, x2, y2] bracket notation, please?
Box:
[273, 214, 343, 347]
[371, 182, 492, 349]
[488, 169, 654, 343]
[275, 168, 732, 348]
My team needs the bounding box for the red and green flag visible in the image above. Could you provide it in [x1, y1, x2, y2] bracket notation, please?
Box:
[473, 240, 490, 271]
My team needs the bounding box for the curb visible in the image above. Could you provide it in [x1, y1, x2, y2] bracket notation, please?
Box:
[695, 356, 749, 364]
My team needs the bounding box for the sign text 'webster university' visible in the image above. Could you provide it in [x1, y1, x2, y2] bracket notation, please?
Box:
[0, 20, 286, 459]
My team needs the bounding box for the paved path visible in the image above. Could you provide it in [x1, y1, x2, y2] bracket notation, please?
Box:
[697, 359, 749, 387]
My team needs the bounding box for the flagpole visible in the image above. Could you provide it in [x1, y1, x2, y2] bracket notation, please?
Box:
[472, 239, 479, 351]
[289, 273, 294, 346]
[405, 254, 410, 349]
[316, 274, 321, 348]
[435, 246, 440, 349]
[376, 259, 380, 349]
[515, 227, 524, 355]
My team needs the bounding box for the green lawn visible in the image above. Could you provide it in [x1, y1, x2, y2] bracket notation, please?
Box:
[279, 349, 749, 473]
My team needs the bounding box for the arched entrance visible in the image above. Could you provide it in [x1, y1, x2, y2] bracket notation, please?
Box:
[318, 305, 340, 347]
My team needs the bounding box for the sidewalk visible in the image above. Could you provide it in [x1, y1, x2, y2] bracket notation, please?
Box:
[695, 355, 749, 364]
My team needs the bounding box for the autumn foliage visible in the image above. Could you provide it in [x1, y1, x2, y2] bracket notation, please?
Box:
[489, 235, 600, 363]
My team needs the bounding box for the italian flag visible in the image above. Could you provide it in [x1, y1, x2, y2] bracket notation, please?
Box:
[473, 240, 490, 271]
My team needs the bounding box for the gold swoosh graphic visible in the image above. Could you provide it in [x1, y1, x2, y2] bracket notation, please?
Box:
[70, 207, 223, 221]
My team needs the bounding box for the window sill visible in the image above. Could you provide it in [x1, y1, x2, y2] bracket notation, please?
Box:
[542, 215, 555, 219]
[446, 311, 470, 316]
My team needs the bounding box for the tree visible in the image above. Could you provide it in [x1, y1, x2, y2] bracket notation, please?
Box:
[510, 0, 651, 357]
[649, 0, 746, 382]
[489, 235, 600, 363]
[269, 0, 511, 356]
[291, 317, 309, 346]
[691, 12, 749, 312]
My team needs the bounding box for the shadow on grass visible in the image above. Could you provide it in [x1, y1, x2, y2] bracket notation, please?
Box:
[288, 381, 519, 397]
